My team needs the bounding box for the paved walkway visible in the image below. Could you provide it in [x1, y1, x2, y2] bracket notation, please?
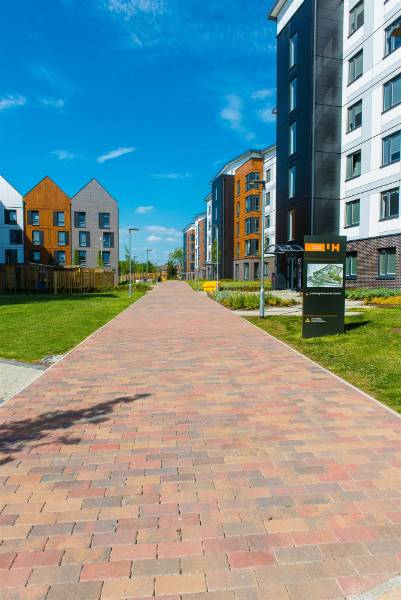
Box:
[0, 282, 400, 600]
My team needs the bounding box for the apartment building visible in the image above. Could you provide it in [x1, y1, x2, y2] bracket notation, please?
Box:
[232, 146, 277, 281]
[71, 179, 119, 279]
[340, 0, 401, 287]
[269, 0, 401, 288]
[24, 176, 71, 266]
[194, 212, 207, 279]
[0, 175, 24, 264]
[205, 193, 213, 276]
[182, 223, 196, 279]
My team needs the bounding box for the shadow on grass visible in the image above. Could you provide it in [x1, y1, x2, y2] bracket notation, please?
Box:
[345, 320, 370, 332]
[0, 293, 122, 306]
[0, 394, 150, 466]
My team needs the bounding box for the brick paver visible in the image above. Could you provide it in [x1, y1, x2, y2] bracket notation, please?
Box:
[0, 281, 400, 599]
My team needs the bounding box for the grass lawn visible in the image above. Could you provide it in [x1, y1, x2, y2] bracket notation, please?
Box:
[249, 307, 401, 414]
[0, 289, 144, 363]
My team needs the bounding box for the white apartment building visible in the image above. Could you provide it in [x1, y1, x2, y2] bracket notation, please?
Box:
[340, 0, 401, 287]
[0, 175, 24, 264]
[263, 147, 277, 275]
[205, 193, 213, 272]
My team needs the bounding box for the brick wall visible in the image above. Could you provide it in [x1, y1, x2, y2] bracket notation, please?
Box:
[346, 234, 401, 289]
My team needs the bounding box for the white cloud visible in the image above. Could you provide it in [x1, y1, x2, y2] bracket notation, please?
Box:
[103, 0, 164, 18]
[145, 225, 181, 239]
[220, 94, 255, 140]
[251, 88, 275, 101]
[258, 106, 276, 124]
[39, 97, 65, 109]
[96, 146, 136, 163]
[136, 205, 154, 214]
[165, 236, 178, 242]
[52, 149, 76, 160]
[147, 235, 162, 242]
[0, 95, 26, 111]
[151, 172, 192, 180]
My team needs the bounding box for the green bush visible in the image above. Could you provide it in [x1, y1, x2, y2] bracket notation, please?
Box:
[115, 282, 151, 293]
[346, 288, 401, 301]
[188, 279, 272, 292]
[211, 291, 297, 310]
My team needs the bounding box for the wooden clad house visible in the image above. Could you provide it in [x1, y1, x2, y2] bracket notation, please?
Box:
[24, 176, 71, 266]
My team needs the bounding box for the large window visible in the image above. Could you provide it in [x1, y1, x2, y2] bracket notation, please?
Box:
[4, 209, 17, 224]
[380, 188, 399, 220]
[266, 169, 271, 182]
[76, 212, 86, 228]
[289, 121, 296, 155]
[289, 166, 296, 198]
[58, 231, 68, 246]
[383, 131, 401, 166]
[103, 232, 113, 248]
[349, 50, 363, 84]
[32, 230, 43, 246]
[349, 1, 364, 36]
[384, 73, 401, 112]
[346, 252, 357, 278]
[379, 248, 396, 277]
[78, 251, 86, 266]
[245, 195, 260, 212]
[245, 217, 259, 234]
[29, 210, 40, 226]
[236, 202, 240, 217]
[385, 16, 401, 57]
[266, 191, 271, 206]
[347, 100, 362, 132]
[289, 78, 297, 111]
[245, 172, 260, 191]
[245, 239, 259, 256]
[54, 211, 65, 227]
[346, 150, 361, 179]
[56, 250, 66, 265]
[99, 212, 110, 228]
[289, 32, 298, 68]
[102, 251, 111, 266]
[287, 208, 296, 241]
[32, 250, 41, 263]
[345, 199, 360, 226]
[79, 231, 90, 247]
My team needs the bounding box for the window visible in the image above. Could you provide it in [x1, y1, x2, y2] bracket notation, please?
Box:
[381, 188, 399, 219]
[289, 32, 298, 68]
[236, 202, 240, 217]
[266, 214, 271, 228]
[79, 231, 90, 247]
[245, 172, 260, 191]
[9, 230, 22, 244]
[385, 16, 401, 57]
[76, 212, 86, 228]
[103, 232, 113, 248]
[32, 250, 41, 263]
[346, 150, 361, 179]
[58, 231, 68, 246]
[382, 131, 401, 165]
[384, 73, 401, 112]
[236, 242, 240, 258]
[266, 191, 271, 206]
[288, 208, 296, 241]
[254, 262, 260, 280]
[349, 50, 363, 83]
[5, 249, 18, 264]
[379, 248, 396, 277]
[244, 263, 249, 280]
[289, 121, 296, 155]
[346, 252, 357, 278]
[347, 100, 362, 132]
[235, 263, 239, 279]
[289, 166, 296, 198]
[78, 251, 86, 266]
[245, 195, 260, 212]
[289, 78, 297, 111]
[99, 212, 110, 228]
[266, 169, 271, 182]
[32, 230, 43, 246]
[236, 180, 240, 196]
[54, 211, 65, 227]
[236, 222, 239, 237]
[102, 251, 111, 266]
[345, 199, 360, 226]
[349, 1, 364, 35]
[29, 210, 40, 226]
[4, 209, 17, 224]
[56, 250, 66, 265]
[244, 239, 258, 256]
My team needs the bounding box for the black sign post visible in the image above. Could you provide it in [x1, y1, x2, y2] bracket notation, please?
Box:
[302, 235, 347, 339]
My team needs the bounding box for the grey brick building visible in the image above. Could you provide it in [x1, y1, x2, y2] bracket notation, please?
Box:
[71, 179, 119, 281]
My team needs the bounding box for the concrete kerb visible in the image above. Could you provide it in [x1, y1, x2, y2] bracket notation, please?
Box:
[352, 575, 401, 600]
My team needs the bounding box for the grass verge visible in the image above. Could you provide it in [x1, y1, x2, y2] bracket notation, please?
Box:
[0, 289, 144, 363]
[249, 308, 401, 414]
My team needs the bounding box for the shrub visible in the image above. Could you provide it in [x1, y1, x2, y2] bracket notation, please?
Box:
[188, 279, 272, 292]
[210, 291, 297, 310]
[346, 288, 401, 301]
[367, 296, 401, 306]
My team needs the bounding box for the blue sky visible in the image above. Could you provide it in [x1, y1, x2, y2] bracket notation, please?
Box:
[0, 0, 277, 263]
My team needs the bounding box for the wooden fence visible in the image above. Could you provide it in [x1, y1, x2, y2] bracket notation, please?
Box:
[0, 264, 115, 294]
[118, 272, 159, 284]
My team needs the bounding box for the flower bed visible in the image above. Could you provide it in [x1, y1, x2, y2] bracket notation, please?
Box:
[211, 291, 297, 310]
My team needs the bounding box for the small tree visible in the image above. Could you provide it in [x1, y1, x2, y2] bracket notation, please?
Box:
[73, 249, 79, 266]
[167, 259, 177, 279]
[97, 251, 104, 268]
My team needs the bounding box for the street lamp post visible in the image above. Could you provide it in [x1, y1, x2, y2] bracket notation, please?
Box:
[258, 181, 267, 318]
[128, 228, 139, 298]
[146, 248, 153, 281]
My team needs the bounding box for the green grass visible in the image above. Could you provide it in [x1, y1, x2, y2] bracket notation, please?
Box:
[0, 289, 144, 363]
[249, 308, 401, 413]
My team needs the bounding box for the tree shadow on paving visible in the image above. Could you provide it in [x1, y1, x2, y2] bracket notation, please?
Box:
[0, 394, 151, 466]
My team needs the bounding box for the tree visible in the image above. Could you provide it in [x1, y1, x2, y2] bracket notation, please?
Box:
[169, 247, 183, 267]
[97, 251, 104, 268]
[166, 259, 177, 279]
[73, 250, 79, 266]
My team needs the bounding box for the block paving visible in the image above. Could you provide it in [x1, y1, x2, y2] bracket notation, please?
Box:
[0, 281, 400, 599]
